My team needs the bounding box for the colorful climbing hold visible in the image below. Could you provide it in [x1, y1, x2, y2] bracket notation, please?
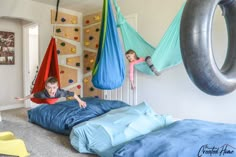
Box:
[71, 20, 76, 24]
[90, 87, 94, 91]
[67, 96, 74, 100]
[71, 48, 76, 53]
[95, 28, 100, 32]
[74, 36, 78, 40]
[94, 16, 100, 21]
[96, 44, 99, 48]
[83, 79, 88, 83]
[68, 79, 74, 83]
[86, 20, 90, 24]
[85, 29, 90, 33]
[84, 54, 89, 58]
[90, 59, 94, 63]
[74, 28, 79, 32]
[60, 42, 66, 46]
[57, 50, 61, 54]
[56, 28, 61, 33]
[86, 67, 91, 71]
[77, 85, 81, 89]
[89, 36, 94, 40]
[76, 62, 80, 67]
[60, 70, 64, 74]
[84, 42, 90, 46]
[61, 17, 66, 22]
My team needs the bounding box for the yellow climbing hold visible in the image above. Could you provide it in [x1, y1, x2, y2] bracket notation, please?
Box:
[84, 42, 90, 46]
[67, 96, 74, 100]
[94, 16, 100, 21]
[71, 20, 77, 24]
[71, 48, 76, 53]
[83, 79, 89, 83]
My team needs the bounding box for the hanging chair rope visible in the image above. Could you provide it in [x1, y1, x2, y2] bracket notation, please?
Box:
[52, 0, 60, 37]
[55, 0, 60, 22]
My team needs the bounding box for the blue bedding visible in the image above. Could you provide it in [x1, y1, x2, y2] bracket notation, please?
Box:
[113, 119, 236, 157]
[27, 97, 128, 135]
[70, 102, 173, 156]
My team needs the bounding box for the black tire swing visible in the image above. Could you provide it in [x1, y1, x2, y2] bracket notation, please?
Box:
[180, 0, 236, 96]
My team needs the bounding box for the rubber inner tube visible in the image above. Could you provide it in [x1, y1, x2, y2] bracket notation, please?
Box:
[180, 0, 236, 96]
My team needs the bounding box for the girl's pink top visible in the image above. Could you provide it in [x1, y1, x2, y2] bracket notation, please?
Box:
[129, 58, 145, 81]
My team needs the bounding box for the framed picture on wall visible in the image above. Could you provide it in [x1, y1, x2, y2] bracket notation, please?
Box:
[0, 31, 15, 65]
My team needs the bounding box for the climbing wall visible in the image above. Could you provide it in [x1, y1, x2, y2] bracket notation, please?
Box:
[56, 39, 76, 55]
[51, 10, 78, 24]
[83, 50, 96, 74]
[59, 65, 78, 88]
[66, 56, 81, 68]
[83, 12, 102, 26]
[83, 12, 103, 98]
[83, 75, 103, 98]
[83, 24, 100, 50]
[51, 10, 82, 97]
[68, 85, 81, 98]
[54, 26, 80, 41]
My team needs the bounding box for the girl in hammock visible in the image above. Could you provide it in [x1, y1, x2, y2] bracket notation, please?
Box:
[125, 49, 160, 89]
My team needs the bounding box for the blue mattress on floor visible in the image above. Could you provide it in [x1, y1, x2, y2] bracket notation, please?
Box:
[113, 119, 236, 157]
[27, 97, 129, 135]
[70, 102, 173, 156]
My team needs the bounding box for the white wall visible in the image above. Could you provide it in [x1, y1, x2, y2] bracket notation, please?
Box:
[0, 18, 23, 105]
[116, 0, 236, 123]
[0, 0, 53, 107]
[0, 0, 53, 60]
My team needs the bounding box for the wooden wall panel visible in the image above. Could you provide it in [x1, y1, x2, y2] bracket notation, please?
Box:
[51, 10, 78, 24]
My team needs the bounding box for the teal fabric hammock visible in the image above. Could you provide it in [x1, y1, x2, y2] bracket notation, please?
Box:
[113, 0, 185, 75]
[92, 0, 125, 89]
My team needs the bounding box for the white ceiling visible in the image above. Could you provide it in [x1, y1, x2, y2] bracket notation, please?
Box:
[32, 0, 104, 14]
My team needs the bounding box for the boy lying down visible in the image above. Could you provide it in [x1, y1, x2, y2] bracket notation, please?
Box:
[15, 76, 86, 108]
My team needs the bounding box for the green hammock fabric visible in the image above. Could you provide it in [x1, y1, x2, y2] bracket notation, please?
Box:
[113, 0, 185, 75]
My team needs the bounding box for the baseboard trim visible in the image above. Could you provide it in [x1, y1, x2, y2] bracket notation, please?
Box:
[0, 103, 24, 111]
[0, 103, 24, 122]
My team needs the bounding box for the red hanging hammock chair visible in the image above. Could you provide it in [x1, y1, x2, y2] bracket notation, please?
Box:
[30, 37, 60, 104]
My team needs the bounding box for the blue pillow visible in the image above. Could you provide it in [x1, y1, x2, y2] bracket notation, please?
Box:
[70, 102, 173, 156]
[27, 97, 129, 135]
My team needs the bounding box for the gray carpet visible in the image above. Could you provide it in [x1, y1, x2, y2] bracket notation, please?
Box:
[0, 108, 97, 157]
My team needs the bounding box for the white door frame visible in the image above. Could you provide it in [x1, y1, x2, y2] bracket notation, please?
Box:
[23, 23, 39, 108]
